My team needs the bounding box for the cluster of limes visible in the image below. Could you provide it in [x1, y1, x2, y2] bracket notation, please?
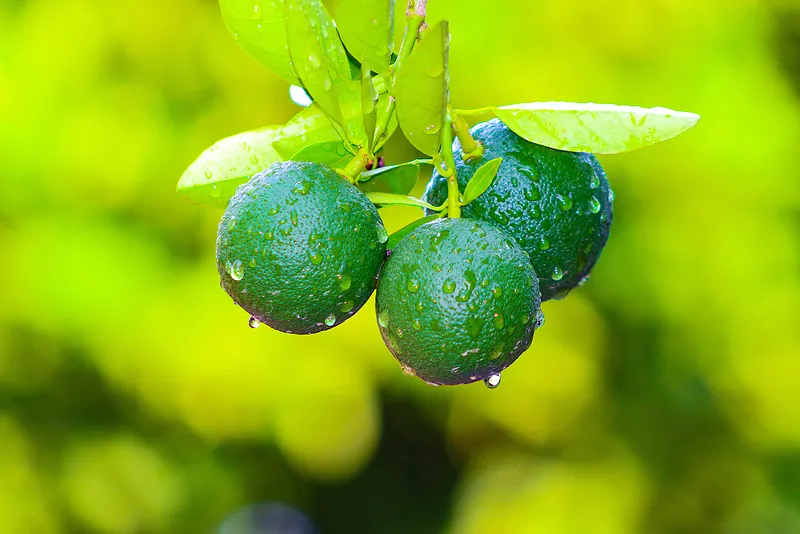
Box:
[217, 121, 613, 387]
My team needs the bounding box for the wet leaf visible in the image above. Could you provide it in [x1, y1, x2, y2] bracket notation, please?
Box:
[290, 141, 353, 168]
[219, 0, 299, 84]
[285, 0, 351, 122]
[337, 80, 395, 149]
[462, 157, 503, 205]
[365, 192, 437, 210]
[387, 214, 442, 249]
[394, 21, 449, 156]
[177, 127, 283, 208]
[491, 102, 701, 154]
[358, 162, 419, 194]
[332, 0, 394, 73]
[273, 104, 343, 159]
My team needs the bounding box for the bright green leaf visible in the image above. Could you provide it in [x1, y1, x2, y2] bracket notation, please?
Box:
[177, 127, 282, 208]
[332, 0, 394, 73]
[358, 163, 419, 194]
[387, 214, 442, 249]
[361, 64, 378, 151]
[365, 192, 437, 210]
[336, 80, 395, 149]
[219, 0, 299, 84]
[461, 157, 503, 205]
[273, 104, 344, 159]
[285, 0, 351, 122]
[290, 141, 353, 168]
[394, 21, 449, 156]
[491, 102, 701, 154]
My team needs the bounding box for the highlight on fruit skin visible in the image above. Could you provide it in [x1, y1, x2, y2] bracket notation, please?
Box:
[216, 161, 388, 334]
[375, 218, 543, 386]
[423, 118, 614, 301]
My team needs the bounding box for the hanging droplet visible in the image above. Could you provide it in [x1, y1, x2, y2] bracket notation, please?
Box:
[589, 196, 601, 214]
[485, 373, 501, 389]
[307, 250, 324, 265]
[337, 274, 352, 291]
[442, 279, 456, 294]
[556, 194, 573, 211]
[378, 309, 390, 328]
[248, 316, 260, 329]
[551, 265, 564, 281]
[324, 314, 336, 327]
[406, 278, 420, 293]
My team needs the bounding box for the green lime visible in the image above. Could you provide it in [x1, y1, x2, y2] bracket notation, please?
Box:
[423, 119, 613, 301]
[375, 218, 543, 386]
[217, 161, 387, 334]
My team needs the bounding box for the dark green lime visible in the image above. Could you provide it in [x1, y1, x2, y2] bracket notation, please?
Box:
[423, 119, 613, 300]
[217, 161, 387, 334]
[375, 218, 543, 386]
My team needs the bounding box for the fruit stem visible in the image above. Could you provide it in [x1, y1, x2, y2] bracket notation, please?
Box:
[452, 112, 484, 162]
[339, 147, 372, 183]
[442, 107, 461, 218]
[372, 2, 426, 150]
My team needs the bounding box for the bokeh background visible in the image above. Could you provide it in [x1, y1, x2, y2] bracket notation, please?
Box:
[2, 0, 800, 532]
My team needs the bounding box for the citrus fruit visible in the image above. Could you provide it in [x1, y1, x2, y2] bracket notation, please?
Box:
[423, 119, 613, 301]
[217, 161, 387, 334]
[375, 218, 543, 386]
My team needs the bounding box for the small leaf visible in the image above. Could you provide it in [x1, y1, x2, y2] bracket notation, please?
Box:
[394, 21, 449, 156]
[219, 0, 299, 84]
[332, 0, 394, 73]
[365, 192, 438, 210]
[177, 127, 282, 208]
[289, 85, 313, 107]
[336, 80, 395, 149]
[285, 0, 351, 122]
[491, 102, 701, 154]
[290, 141, 353, 168]
[358, 163, 419, 194]
[273, 104, 343, 159]
[361, 64, 378, 151]
[387, 214, 442, 250]
[462, 157, 503, 205]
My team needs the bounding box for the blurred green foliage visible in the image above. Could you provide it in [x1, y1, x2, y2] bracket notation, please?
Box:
[1, 0, 800, 532]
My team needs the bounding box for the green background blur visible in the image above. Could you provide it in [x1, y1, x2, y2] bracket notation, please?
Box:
[2, 0, 800, 532]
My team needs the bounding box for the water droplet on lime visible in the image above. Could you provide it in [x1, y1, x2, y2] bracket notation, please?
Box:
[337, 274, 352, 291]
[324, 314, 336, 327]
[230, 260, 244, 281]
[442, 279, 456, 294]
[406, 279, 420, 293]
[551, 265, 564, 281]
[589, 196, 601, 214]
[485, 373, 501, 389]
[376, 225, 388, 244]
[248, 316, 260, 329]
[492, 312, 505, 330]
[307, 250, 324, 265]
[378, 309, 390, 328]
[340, 300, 354, 313]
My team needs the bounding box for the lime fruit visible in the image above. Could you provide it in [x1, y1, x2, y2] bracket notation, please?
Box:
[423, 119, 613, 301]
[217, 161, 387, 334]
[375, 218, 543, 386]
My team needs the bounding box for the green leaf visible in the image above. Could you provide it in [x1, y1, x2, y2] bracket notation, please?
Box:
[358, 163, 419, 194]
[365, 192, 437, 210]
[491, 102, 701, 154]
[289, 141, 352, 168]
[177, 127, 282, 208]
[219, 0, 299, 84]
[387, 214, 442, 250]
[461, 157, 502, 205]
[332, 0, 394, 73]
[361, 64, 378, 151]
[336, 80, 395, 150]
[394, 21, 449, 156]
[273, 104, 343, 159]
[285, 0, 351, 122]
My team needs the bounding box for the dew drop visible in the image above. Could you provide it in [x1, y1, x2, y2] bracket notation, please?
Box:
[412, 318, 422, 331]
[589, 196, 601, 214]
[424, 123, 440, 134]
[378, 309, 390, 328]
[523, 186, 541, 202]
[323, 78, 332, 91]
[489, 211, 510, 225]
[535, 309, 546, 328]
[290, 210, 299, 226]
[551, 265, 564, 281]
[230, 260, 244, 281]
[293, 180, 313, 195]
[589, 172, 600, 189]
[556, 194, 573, 211]
[484, 373, 501, 389]
[267, 206, 280, 216]
[376, 225, 388, 244]
[308, 250, 324, 265]
[248, 316, 260, 329]
[492, 312, 505, 330]
[491, 286, 503, 299]
[324, 314, 336, 327]
[538, 236, 551, 250]
[308, 54, 322, 68]
[442, 279, 456, 294]
[406, 278, 420, 293]
[340, 300, 355, 313]
[209, 184, 221, 198]
[337, 274, 352, 291]
[339, 203, 352, 213]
